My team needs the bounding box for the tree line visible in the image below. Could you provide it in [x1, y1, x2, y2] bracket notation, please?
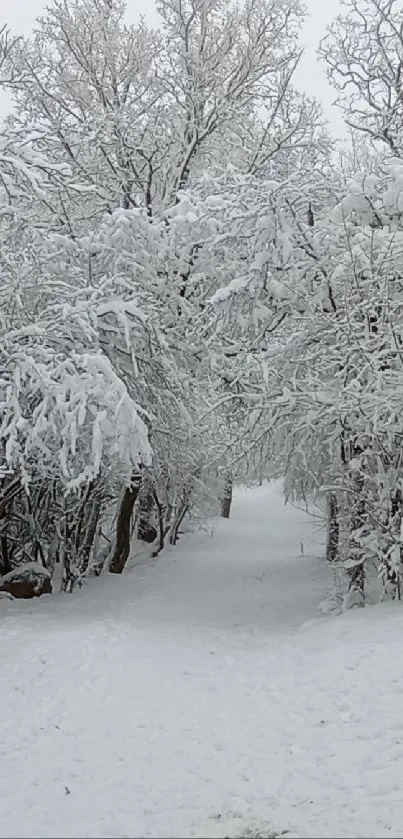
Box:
[1, 0, 403, 607]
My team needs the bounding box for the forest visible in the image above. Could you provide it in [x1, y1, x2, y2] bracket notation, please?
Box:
[1, 0, 402, 606]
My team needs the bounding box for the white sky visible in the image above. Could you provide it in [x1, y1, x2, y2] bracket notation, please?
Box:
[1, 0, 345, 136]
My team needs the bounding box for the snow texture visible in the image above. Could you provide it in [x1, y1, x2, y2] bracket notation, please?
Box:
[1, 483, 403, 838]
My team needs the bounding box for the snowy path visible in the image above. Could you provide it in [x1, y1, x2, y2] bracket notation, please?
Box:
[2, 483, 403, 838]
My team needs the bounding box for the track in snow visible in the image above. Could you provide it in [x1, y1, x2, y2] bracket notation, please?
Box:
[2, 483, 403, 839]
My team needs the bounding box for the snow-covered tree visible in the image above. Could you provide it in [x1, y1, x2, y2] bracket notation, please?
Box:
[208, 148, 403, 606]
[320, 0, 403, 156]
[0, 0, 336, 597]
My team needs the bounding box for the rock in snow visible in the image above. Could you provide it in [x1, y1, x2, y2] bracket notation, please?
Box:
[0, 562, 52, 599]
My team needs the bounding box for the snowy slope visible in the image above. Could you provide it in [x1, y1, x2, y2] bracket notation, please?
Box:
[1, 483, 403, 839]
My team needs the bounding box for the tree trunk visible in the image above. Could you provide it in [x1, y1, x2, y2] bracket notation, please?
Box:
[348, 561, 365, 600]
[80, 496, 102, 575]
[0, 535, 11, 576]
[109, 476, 142, 574]
[169, 503, 189, 546]
[347, 469, 366, 605]
[220, 475, 233, 519]
[326, 492, 339, 562]
[0, 479, 20, 575]
[151, 488, 165, 557]
[137, 476, 157, 543]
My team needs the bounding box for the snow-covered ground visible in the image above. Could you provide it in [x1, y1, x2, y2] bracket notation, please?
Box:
[1, 483, 403, 838]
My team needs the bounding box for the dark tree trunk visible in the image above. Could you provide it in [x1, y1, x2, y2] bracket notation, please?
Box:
[61, 486, 94, 592]
[347, 467, 366, 604]
[326, 493, 339, 562]
[109, 476, 142, 574]
[169, 503, 189, 546]
[151, 488, 165, 557]
[220, 476, 233, 519]
[0, 535, 11, 576]
[80, 496, 102, 575]
[137, 480, 157, 543]
[0, 479, 20, 575]
[348, 561, 365, 599]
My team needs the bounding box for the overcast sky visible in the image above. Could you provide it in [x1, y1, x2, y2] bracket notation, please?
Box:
[1, 0, 345, 136]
